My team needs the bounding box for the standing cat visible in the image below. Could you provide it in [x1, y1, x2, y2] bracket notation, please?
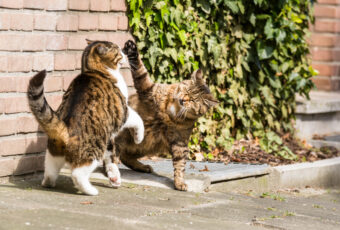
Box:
[27, 40, 144, 195]
[112, 40, 218, 191]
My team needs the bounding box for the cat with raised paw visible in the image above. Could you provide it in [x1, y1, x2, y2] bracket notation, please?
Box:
[27, 40, 144, 195]
[112, 40, 218, 191]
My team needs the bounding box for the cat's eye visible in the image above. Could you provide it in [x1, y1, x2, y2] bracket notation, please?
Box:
[179, 99, 184, 105]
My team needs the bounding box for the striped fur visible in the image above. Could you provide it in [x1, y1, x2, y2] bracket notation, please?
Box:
[113, 40, 218, 191]
[27, 40, 144, 195]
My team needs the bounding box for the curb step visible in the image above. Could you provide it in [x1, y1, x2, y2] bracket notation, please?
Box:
[61, 157, 340, 193]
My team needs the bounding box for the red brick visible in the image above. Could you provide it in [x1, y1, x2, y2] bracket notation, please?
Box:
[110, 0, 127, 11]
[0, 95, 30, 114]
[45, 93, 63, 110]
[87, 33, 108, 41]
[69, 0, 89, 11]
[7, 55, 32, 72]
[314, 5, 339, 18]
[0, 34, 22, 51]
[107, 32, 133, 47]
[310, 34, 339, 47]
[0, 116, 18, 136]
[10, 13, 33, 31]
[314, 19, 340, 33]
[33, 53, 54, 71]
[90, 0, 110, 11]
[63, 73, 77, 90]
[75, 52, 82, 70]
[317, 0, 340, 4]
[118, 15, 128, 30]
[311, 48, 333, 61]
[17, 115, 40, 134]
[312, 76, 340, 91]
[15, 154, 45, 175]
[99, 14, 118, 31]
[0, 12, 10, 30]
[0, 154, 45, 177]
[0, 0, 23, 9]
[54, 53, 76, 70]
[46, 0, 67, 11]
[333, 50, 340, 61]
[23, 34, 46, 51]
[46, 34, 68, 51]
[13, 75, 31, 92]
[0, 115, 39, 136]
[45, 76, 63, 92]
[34, 13, 57, 31]
[79, 14, 98, 30]
[0, 134, 47, 156]
[0, 56, 7, 72]
[0, 76, 16, 92]
[312, 63, 339, 76]
[56, 15, 78, 31]
[23, 0, 46, 9]
[68, 34, 87, 50]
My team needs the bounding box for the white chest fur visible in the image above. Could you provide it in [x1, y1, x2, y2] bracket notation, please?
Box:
[107, 68, 128, 101]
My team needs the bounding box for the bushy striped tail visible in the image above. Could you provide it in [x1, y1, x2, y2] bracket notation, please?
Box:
[123, 40, 154, 94]
[27, 70, 69, 145]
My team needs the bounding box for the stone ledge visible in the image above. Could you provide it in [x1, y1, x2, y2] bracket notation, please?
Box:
[296, 91, 340, 114]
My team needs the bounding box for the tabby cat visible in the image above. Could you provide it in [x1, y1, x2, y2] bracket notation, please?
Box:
[27, 40, 144, 195]
[112, 40, 218, 191]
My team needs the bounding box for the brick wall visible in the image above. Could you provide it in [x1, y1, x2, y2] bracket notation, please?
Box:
[0, 0, 134, 177]
[310, 0, 340, 91]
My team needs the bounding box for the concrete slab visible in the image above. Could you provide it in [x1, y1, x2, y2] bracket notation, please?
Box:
[270, 157, 340, 189]
[295, 91, 340, 139]
[296, 91, 340, 114]
[309, 139, 340, 150]
[131, 160, 271, 182]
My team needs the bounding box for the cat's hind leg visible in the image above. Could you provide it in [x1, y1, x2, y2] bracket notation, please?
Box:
[42, 150, 65, 188]
[103, 143, 121, 188]
[71, 160, 98, 196]
[120, 151, 153, 173]
[124, 106, 144, 144]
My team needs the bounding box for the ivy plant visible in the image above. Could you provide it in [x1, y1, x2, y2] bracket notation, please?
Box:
[127, 0, 316, 159]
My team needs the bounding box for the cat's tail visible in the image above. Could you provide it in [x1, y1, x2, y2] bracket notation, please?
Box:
[123, 40, 154, 94]
[27, 70, 69, 145]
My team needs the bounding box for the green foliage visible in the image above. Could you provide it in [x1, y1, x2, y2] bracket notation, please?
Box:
[127, 0, 316, 159]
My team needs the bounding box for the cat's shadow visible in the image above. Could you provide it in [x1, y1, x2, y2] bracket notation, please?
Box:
[4, 138, 174, 195]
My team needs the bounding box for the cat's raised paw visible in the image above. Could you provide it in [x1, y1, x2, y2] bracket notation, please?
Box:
[123, 40, 138, 57]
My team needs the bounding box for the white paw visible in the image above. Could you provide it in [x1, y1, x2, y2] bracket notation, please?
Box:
[106, 163, 121, 188]
[82, 186, 99, 196]
[41, 177, 56, 188]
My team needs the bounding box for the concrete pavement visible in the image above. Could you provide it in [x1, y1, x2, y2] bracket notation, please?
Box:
[0, 174, 339, 230]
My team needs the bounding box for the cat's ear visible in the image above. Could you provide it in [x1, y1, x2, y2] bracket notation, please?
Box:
[85, 39, 94, 45]
[191, 69, 205, 85]
[96, 44, 108, 55]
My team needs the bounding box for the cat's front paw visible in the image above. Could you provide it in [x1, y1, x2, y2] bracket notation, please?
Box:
[123, 40, 138, 57]
[174, 181, 188, 191]
[42, 176, 56, 188]
[106, 163, 121, 188]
